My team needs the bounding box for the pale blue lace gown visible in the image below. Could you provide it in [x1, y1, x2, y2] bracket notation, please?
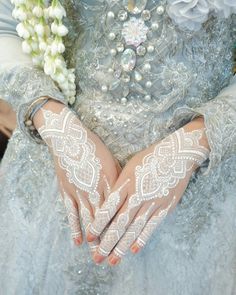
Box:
[1, 1, 236, 294]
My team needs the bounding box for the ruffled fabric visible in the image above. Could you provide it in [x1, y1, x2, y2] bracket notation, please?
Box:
[167, 0, 236, 31]
[167, 0, 210, 31]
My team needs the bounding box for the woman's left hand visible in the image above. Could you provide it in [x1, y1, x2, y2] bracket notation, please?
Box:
[87, 118, 210, 265]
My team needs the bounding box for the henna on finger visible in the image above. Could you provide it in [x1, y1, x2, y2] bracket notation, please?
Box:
[63, 191, 82, 243]
[89, 179, 130, 237]
[136, 196, 176, 249]
[96, 128, 209, 259]
[77, 191, 100, 253]
[112, 202, 156, 258]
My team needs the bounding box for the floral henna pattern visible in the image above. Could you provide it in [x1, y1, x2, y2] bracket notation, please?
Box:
[38, 108, 102, 209]
[97, 128, 209, 257]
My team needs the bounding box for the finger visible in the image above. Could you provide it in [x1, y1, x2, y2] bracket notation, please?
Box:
[108, 202, 157, 265]
[76, 190, 100, 253]
[93, 194, 140, 263]
[103, 175, 112, 200]
[130, 196, 176, 254]
[0, 125, 11, 138]
[63, 190, 83, 246]
[87, 178, 130, 242]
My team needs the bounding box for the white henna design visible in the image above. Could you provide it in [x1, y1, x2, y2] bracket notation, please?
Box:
[97, 128, 209, 257]
[76, 190, 99, 252]
[113, 202, 156, 257]
[103, 175, 111, 197]
[63, 191, 82, 240]
[89, 179, 130, 236]
[38, 108, 102, 209]
[136, 196, 176, 248]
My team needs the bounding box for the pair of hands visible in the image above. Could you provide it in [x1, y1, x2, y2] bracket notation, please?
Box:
[33, 100, 210, 266]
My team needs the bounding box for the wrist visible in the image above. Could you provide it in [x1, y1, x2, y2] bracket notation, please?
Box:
[33, 99, 66, 130]
[184, 116, 210, 152]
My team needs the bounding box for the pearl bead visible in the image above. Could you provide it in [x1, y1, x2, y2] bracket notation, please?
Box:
[121, 97, 128, 104]
[151, 22, 159, 31]
[108, 32, 116, 40]
[101, 85, 108, 92]
[147, 45, 155, 53]
[107, 11, 115, 19]
[110, 49, 117, 56]
[25, 120, 33, 126]
[146, 81, 152, 88]
[108, 68, 114, 73]
[29, 125, 36, 131]
[143, 63, 151, 72]
[156, 6, 165, 15]
[144, 95, 151, 101]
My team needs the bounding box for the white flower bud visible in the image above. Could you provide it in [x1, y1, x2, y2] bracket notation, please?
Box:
[48, 6, 55, 18]
[39, 41, 48, 51]
[57, 42, 65, 53]
[56, 24, 68, 36]
[68, 96, 76, 105]
[16, 23, 30, 39]
[56, 73, 66, 83]
[53, 6, 66, 20]
[34, 23, 45, 37]
[33, 6, 44, 18]
[51, 22, 58, 34]
[68, 72, 75, 82]
[44, 59, 57, 75]
[31, 41, 39, 52]
[44, 63, 54, 76]
[54, 57, 64, 68]
[50, 42, 59, 55]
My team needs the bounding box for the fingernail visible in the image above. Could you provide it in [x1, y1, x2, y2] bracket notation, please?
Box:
[131, 244, 140, 254]
[109, 256, 120, 266]
[87, 232, 97, 242]
[93, 252, 104, 264]
[74, 237, 83, 246]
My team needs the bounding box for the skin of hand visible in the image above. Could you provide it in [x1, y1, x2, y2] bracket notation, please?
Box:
[0, 99, 16, 137]
[86, 117, 210, 266]
[33, 99, 121, 250]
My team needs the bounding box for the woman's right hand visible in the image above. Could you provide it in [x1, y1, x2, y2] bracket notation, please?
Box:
[33, 100, 121, 251]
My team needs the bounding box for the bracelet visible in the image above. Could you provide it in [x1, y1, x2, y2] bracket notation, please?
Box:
[24, 97, 49, 131]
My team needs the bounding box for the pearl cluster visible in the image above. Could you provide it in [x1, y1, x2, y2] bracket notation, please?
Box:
[11, 0, 76, 104]
[104, 2, 166, 105]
